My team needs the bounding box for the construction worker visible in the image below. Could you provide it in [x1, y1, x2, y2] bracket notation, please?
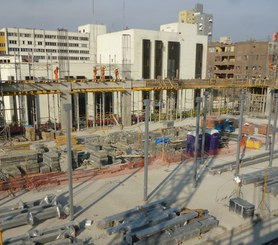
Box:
[114, 67, 119, 80]
[54, 67, 59, 81]
[101, 65, 106, 80]
[93, 66, 98, 80]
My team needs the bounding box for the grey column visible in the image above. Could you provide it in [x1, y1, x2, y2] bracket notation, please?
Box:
[201, 90, 209, 164]
[74, 93, 79, 131]
[269, 94, 278, 168]
[64, 104, 74, 221]
[193, 97, 202, 187]
[59, 81, 72, 131]
[144, 99, 150, 201]
[235, 92, 245, 177]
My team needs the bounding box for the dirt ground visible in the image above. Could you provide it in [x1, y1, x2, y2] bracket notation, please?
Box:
[1, 116, 278, 244]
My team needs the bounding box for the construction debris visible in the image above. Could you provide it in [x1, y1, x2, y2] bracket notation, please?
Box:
[97, 199, 218, 244]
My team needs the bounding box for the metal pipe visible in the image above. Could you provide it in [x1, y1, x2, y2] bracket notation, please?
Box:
[193, 97, 202, 187]
[266, 89, 273, 150]
[64, 104, 74, 221]
[144, 99, 150, 201]
[269, 94, 278, 168]
[201, 90, 209, 165]
[235, 92, 245, 177]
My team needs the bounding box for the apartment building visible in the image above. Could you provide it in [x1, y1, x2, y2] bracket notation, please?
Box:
[179, 3, 213, 41]
[207, 38, 270, 80]
[0, 24, 106, 80]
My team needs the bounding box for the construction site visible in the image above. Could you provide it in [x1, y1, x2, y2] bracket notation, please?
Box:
[0, 2, 278, 243]
[0, 76, 277, 244]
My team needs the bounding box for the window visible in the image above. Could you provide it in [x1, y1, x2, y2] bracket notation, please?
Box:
[245, 66, 248, 70]
[9, 40, 17, 44]
[69, 43, 79, 47]
[35, 34, 43, 38]
[79, 37, 89, 41]
[8, 32, 17, 37]
[8, 47, 19, 52]
[0, 32, 5, 36]
[21, 48, 33, 52]
[45, 42, 56, 46]
[80, 44, 87, 48]
[0, 43, 5, 47]
[20, 33, 31, 37]
[69, 36, 78, 40]
[28, 41, 32, 45]
[45, 34, 56, 39]
[69, 50, 79, 54]
[34, 48, 45, 52]
[80, 50, 89, 54]
[38, 41, 43, 45]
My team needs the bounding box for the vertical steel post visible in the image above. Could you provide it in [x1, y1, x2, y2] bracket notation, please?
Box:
[269, 94, 278, 168]
[64, 104, 74, 221]
[235, 92, 245, 177]
[193, 97, 202, 187]
[201, 90, 209, 164]
[266, 89, 273, 150]
[144, 99, 150, 201]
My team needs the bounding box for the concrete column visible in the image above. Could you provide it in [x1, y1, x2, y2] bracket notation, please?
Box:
[87, 92, 95, 128]
[150, 91, 155, 114]
[35, 95, 40, 127]
[113, 91, 118, 115]
[162, 90, 167, 114]
[138, 91, 143, 113]
[74, 93, 80, 131]
[118, 91, 122, 118]
[122, 90, 132, 127]
[265, 88, 273, 117]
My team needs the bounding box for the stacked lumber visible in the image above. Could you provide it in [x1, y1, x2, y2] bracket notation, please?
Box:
[258, 123, 272, 135]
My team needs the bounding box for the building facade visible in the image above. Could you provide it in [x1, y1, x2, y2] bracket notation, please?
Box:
[207, 39, 271, 80]
[179, 3, 213, 41]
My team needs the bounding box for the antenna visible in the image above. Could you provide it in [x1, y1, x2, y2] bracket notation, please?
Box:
[92, 0, 95, 22]
[123, 0, 126, 30]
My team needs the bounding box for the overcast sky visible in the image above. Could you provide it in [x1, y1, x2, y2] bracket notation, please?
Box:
[0, 0, 277, 42]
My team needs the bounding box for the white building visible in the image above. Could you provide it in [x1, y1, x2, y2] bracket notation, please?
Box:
[97, 22, 207, 114]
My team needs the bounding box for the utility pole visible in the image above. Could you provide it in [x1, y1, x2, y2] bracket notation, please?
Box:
[144, 99, 150, 201]
[266, 89, 273, 150]
[64, 104, 74, 221]
[201, 90, 210, 165]
[193, 97, 202, 187]
[269, 93, 278, 168]
[235, 92, 245, 177]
